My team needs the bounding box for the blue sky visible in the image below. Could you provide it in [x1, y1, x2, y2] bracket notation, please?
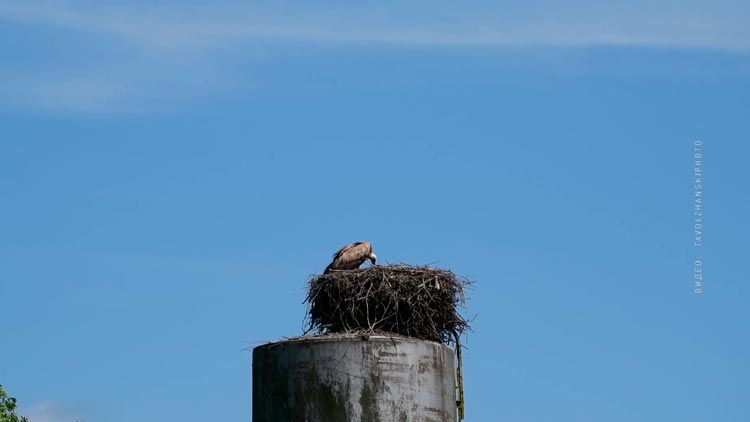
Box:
[1, 1, 748, 421]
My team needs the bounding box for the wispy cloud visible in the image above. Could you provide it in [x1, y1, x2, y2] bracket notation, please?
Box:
[20, 400, 85, 422]
[0, 0, 748, 113]
[2, 1, 749, 51]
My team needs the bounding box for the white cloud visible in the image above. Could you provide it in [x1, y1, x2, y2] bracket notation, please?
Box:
[0, 1, 747, 51]
[20, 400, 85, 422]
[0, 1, 748, 113]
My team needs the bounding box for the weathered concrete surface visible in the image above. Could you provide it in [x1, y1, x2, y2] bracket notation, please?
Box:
[253, 335, 456, 422]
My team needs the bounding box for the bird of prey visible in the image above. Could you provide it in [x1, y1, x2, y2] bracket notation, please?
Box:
[324, 241, 377, 273]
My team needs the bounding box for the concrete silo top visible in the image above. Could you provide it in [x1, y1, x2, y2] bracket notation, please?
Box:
[253, 333, 457, 422]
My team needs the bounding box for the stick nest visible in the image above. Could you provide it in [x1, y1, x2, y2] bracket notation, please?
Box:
[305, 264, 471, 344]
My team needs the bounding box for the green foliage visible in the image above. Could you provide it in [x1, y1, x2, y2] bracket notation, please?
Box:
[0, 384, 28, 422]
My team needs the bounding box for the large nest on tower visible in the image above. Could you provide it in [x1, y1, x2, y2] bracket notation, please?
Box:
[304, 264, 471, 344]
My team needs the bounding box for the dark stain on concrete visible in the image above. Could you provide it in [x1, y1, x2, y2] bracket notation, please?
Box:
[399, 410, 409, 422]
[359, 371, 382, 422]
[310, 380, 350, 422]
[253, 346, 354, 422]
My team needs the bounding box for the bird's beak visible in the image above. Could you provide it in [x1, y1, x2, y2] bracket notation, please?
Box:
[370, 253, 377, 265]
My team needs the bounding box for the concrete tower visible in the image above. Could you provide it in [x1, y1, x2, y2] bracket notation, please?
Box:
[253, 334, 457, 422]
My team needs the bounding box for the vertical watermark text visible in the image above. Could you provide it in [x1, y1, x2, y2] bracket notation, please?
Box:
[693, 140, 703, 294]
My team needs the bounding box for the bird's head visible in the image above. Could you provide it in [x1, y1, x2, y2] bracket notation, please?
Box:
[369, 252, 377, 265]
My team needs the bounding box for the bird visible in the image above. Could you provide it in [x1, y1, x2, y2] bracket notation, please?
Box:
[324, 241, 377, 273]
